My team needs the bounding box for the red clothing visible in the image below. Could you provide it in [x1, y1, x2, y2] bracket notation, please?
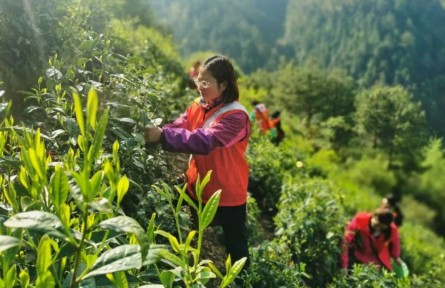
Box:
[252, 103, 271, 133]
[161, 100, 250, 206]
[341, 212, 400, 270]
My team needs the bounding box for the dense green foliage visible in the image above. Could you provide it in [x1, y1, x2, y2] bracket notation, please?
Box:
[149, 0, 445, 138]
[147, 0, 289, 73]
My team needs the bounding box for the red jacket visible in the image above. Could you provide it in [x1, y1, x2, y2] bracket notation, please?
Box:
[341, 212, 400, 270]
[162, 100, 250, 206]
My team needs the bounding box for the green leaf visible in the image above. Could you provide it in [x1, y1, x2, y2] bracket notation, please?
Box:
[50, 166, 69, 213]
[89, 170, 104, 201]
[87, 197, 113, 213]
[71, 171, 89, 202]
[4, 211, 63, 230]
[112, 271, 128, 288]
[73, 91, 85, 136]
[157, 249, 185, 268]
[146, 213, 156, 244]
[196, 269, 215, 282]
[88, 109, 108, 162]
[83, 245, 141, 279]
[199, 190, 221, 230]
[99, 216, 149, 262]
[19, 269, 30, 288]
[3, 211, 66, 240]
[159, 271, 175, 288]
[208, 262, 223, 279]
[185, 230, 196, 248]
[220, 257, 247, 288]
[116, 175, 129, 206]
[176, 184, 197, 211]
[196, 170, 212, 199]
[155, 230, 180, 253]
[87, 88, 98, 130]
[0, 235, 21, 252]
[5, 265, 16, 288]
[29, 148, 43, 180]
[36, 235, 52, 276]
[82, 244, 164, 279]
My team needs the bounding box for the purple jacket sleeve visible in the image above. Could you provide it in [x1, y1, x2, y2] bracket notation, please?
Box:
[161, 111, 249, 155]
[163, 112, 188, 129]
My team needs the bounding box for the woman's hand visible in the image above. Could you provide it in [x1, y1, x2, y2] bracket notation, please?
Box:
[144, 126, 163, 143]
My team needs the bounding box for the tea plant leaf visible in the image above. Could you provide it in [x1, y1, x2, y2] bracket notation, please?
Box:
[73, 92, 85, 136]
[36, 235, 52, 276]
[29, 148, 43, 179]
[50, 166, 69, 212]
[208, 262, 223, 279]
[157, 249, 184, 268]
[155, 230, 180, 253]
[89, 170, 104, 201]
[159, 270, 175, 288]
[99, 216, 149, 261]
[197, 170, 212, 199]
[4, 211, 66, 240]
[83, 245, 141, 278]
[220, 257, 247, 288]
[88, 109, 108, 162]
[5, 265, 16, 288]
[0, 236, 21, 252]
[175, 184, 197, 211]
[87, 88, 98, 130]
[116, 175, 129, 206]
[87, 197, 112, 213]
[19, 269, 30, 288]
[71, 171, 89, 202]
[185, 230, 196, 248]
[200, 190, 221, 230]
[109, 271, 128, 288]
[83, 244, 164, 279]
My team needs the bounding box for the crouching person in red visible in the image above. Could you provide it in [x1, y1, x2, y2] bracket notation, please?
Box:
[341, 207, 401, 272]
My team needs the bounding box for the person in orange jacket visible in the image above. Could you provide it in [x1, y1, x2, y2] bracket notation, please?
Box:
[145, 55, 250, 273]
[341, 207, 402, 271]
[249, 100, 271, 134]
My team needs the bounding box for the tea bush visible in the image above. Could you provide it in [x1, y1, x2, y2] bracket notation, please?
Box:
[247, 131, 307, 214]
[242, 240, 306, 288]
[274, 178, 346, 287]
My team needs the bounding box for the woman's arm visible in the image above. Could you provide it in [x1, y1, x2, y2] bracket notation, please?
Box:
[161, 111, 249, 154]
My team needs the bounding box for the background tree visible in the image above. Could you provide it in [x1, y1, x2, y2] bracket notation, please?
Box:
[271, 62, 355, 132]
[354, 85, 427, 171]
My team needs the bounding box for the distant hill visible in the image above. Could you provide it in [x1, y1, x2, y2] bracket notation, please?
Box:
[149, 0, 445, 137]
[148, 0, 289, 73]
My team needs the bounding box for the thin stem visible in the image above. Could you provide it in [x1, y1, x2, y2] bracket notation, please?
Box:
[70, 206, 89, 288]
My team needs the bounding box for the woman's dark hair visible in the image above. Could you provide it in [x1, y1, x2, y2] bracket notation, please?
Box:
[202, 55, 239, 103]
[384, 194, 399, 207]
[374, 207, 394, 226]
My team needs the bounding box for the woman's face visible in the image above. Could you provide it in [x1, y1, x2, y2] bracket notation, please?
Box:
[195, 69, 226, 104]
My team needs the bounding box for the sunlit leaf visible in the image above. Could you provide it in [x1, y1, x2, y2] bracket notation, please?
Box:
[99, 216, 149, 261]
[116, 175, 129, 206]
[200, 190, 221, 230]
[50, 166, 69, 212]
[4, 211, 66, 240]
[87, 88, 98, 130]
[0, 236, 21, 252]
[88, 109, 108, 162]
[82, 244, 163, 279]
[73, 91, 85, 136]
